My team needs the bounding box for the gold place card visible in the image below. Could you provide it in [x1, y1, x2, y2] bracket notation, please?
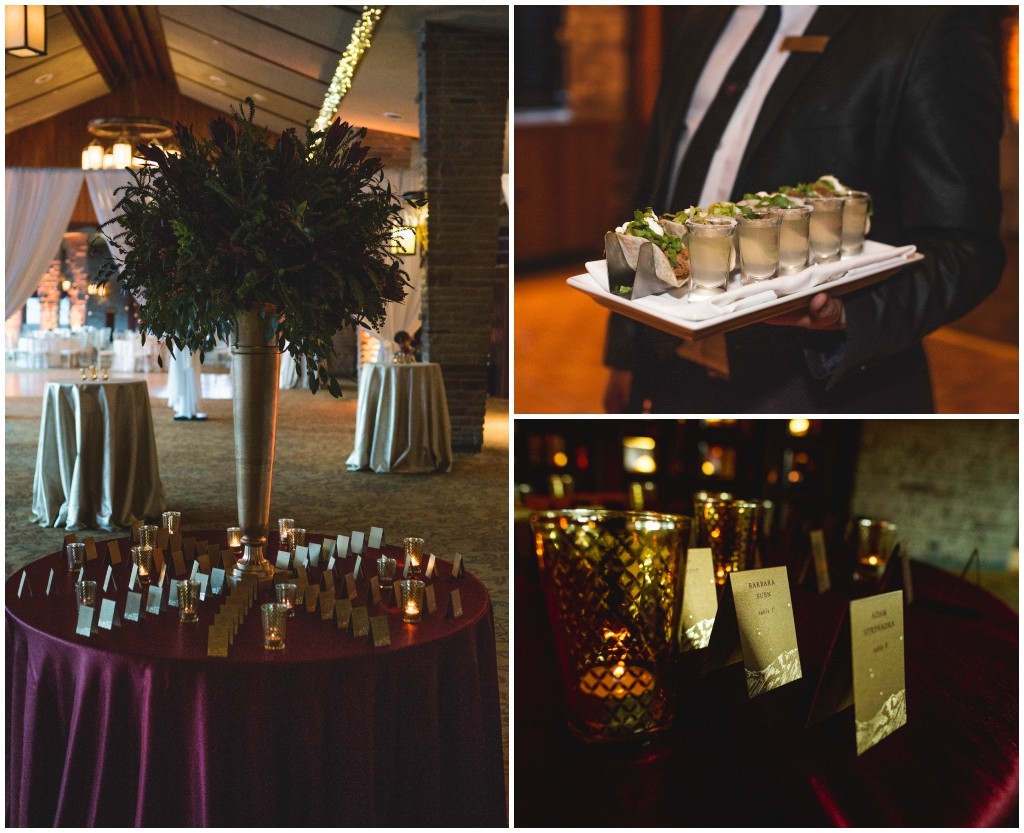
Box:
[809, 590, 906, 756]
[308, 541, 321, 566]
[368, 527, 385, 550]
[321, 538, 335, 559]
[705, 566, 803, 698]
[343, 573, 357, 599]
[451, 554, 464, 579]
[157, 529, 171, 551]
[146, 585, 163, 616]
[17, 571, 31, 600]
[182, 537, 196, 559]
[194, 539, 207, 555]
[168, 580, 179, 608]
[64, 532, 79, 547]
[207, 627, 230, 658]
[810, 530, 831, 594]
[152, 547, 165, 577]
[108, 539, 122, 565]
[370, 614, 391, 647]
[221, 551, 234, 571]
[171, 550, 186, 579]
[425, 584, 437, 614]
[275, 550, 290, 571]
[103, 565, 115, 594]
[210, 567, 226, 596]
[336, 534, 350, 559]
[76, 604, 96, 637]
[294, 545, 309, 567]
[197, 573, 209, 601]
[98, 598, 117, 630]
[680, 547, 718, 652]
[294, 564, 308, 586]
[304, 584, 319, 613]
[351, 606, 370, 638]
[128, 563, 139, 591]
[125, 590, 143, 622]
[157, 564, 167, 588]
[198, 554, 212, 576]
[319, 589, 335, 620]
[322, 571, 335, 592]
[83, 537, 98, 561]
[335, 599, 353, 630]
[369, 576, 381, 605]
[46, 568, 55, 597]
[447, 588, 464, 619]
[352, 555, 363, 580]
[425, 554, 437, 579]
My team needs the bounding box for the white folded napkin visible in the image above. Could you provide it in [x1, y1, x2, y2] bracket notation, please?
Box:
[585, 243, 917, 322]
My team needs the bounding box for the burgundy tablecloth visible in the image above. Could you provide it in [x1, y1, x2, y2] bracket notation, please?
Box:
[515, 550, 1018, 826]
[7, 534, 506, 826]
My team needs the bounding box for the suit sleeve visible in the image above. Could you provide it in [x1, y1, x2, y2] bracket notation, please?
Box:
[803, 9, 1006, 386]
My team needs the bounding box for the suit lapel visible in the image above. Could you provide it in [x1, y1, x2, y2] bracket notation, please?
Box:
[739, 6, 857, 177]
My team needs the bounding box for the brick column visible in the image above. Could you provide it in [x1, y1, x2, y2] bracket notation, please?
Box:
[419, 23, 508, 452]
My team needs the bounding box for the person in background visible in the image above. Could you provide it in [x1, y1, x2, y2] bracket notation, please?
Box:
[393, 330, 417, 362]
[603, 6, 1005, 413]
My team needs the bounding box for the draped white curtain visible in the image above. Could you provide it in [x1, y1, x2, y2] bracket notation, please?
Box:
[85, 169, 135, 263]
[5, 168, 85, 320]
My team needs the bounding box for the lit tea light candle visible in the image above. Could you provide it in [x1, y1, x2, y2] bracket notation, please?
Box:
[227, 527, 243, 549]
[399, 578, 425, 623]
[578, 662, 659, 734]
[405, 599, 420, 617]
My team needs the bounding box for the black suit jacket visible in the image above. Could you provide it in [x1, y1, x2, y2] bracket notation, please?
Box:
[605, 6, 1005, 413]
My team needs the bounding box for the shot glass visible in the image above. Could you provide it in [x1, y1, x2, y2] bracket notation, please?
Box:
[177, 579, 200, 623]
[403, 537, 425, 577]
[839, 191, 871, 256]
[66, 542, 86, 573]
[770, 203, 812, 274]
[139, 524, 160, 548]
[376, 555, 397, 589]
[75, 579, 97, 608]
[398, 579, 425, 623]
[261, 603, 288, 651]
[685, 216, 737, 295]
[736, 211, 781, 283]
[162, 511, 181, 535]
[275, 582, 298, 617]
[806, 195, 846, 263]
[130, 544, 154, 585]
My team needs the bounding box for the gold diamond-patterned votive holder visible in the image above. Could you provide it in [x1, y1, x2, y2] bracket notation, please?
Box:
[398, 579, 425, 623]
[530, 510, 690, 744]
[848, 517, 898, 582]
[275, 583, 298, 617]
[66, 542, 85, 573]
[261, 603, 288, 651]
[139, 524, 160, 548]
[162, 511, 181, 534]
[75, 580, 97, 608]
[130, 545, 154, 585]
[177, 580, 199, 623]
[403, 537, 424, 577]
[377, 555, 397, 589]
[693, 496, 759, 586]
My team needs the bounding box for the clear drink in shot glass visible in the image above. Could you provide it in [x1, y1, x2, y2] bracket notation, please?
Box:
[839, 190, 870, 256]
[684, 216, 737, 296]
[736, 211, 781, 283]
[807, 195, 845, 263]
[770, 203, 812, 274]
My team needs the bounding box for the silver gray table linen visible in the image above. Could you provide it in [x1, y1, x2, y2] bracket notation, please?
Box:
[346, 362, 453, 473]
[31, 379, 166, 530]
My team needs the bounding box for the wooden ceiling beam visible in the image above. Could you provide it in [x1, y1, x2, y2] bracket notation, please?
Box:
[62, 5, 176, 89]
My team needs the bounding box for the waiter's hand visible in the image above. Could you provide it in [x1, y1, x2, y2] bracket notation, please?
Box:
[765, 292, 847, 330]
[603, 369, 633, 413]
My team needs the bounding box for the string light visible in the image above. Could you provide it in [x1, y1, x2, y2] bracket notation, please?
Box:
[313, 7, 382, 132]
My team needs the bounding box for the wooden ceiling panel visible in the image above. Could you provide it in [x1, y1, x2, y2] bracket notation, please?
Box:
[228, 5, 361, 52]
[176, 76, 300, 136]
[5, 73, 109, 135]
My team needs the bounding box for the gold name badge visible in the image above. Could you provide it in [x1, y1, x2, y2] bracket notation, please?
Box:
[781, 35, 829, 53]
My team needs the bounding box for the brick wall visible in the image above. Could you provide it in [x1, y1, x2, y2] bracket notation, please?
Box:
[850, 420, 1019, 570]
[419, 23, 508, 451]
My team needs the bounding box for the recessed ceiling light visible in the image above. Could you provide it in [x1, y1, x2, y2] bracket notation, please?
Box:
[209, 75, 226, 86]
[383, 112, 403, 120]
[252, 92, 265, 101]
[34, 73, 53, 84]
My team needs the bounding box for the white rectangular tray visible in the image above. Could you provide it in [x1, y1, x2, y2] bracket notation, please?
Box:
[567, 240, 923, 341]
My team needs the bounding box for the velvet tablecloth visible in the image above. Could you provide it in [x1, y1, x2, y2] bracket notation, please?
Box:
[515, 551, 1018, 826]
[30, 379, 166, 530]
[346, 362, 453, 473]
[7, 535, 506, 826]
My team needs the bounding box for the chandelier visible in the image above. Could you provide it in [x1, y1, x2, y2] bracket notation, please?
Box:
[81, 116, 178, 170]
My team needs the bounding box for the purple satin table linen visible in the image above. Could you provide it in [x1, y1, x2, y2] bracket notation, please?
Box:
[6, 535, 506, 826]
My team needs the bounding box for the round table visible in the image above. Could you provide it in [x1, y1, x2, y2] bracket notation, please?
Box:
[30, 379, 166, 530]
[346, 362, 453, 473]
[6, 533, 506, 826]
[515, 538, 1018, 826]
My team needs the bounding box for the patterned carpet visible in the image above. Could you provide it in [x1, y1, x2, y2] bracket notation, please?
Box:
[4, 373, 509, 796]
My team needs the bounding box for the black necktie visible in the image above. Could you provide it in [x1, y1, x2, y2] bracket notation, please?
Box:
[669, 5, 782, 209]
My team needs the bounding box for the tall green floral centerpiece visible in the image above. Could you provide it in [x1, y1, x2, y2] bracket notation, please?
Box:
[102, 99, 407, 583]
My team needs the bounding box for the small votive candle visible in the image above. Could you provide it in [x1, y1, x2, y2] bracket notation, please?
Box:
[139, 524, 160, 548]
[275, 583, 298, 617]
[261, 603, 288, 651]
[66, 542, 86, 573]
[291, 528, 307, 555]
[376, 555, 397, 589]
[177, 579, 200, 623]
[278, 518, 295, 551]
[403, 537, 425, 577]
[162, 511, 181, 534]
[398, 579, 425, 623]
[75, 579, 97, 608]
[130, 545, 154, 585]
[226, 527, 243, 549]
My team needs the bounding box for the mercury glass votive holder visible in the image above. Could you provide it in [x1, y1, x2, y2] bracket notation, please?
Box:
[66, 542, 86, 573]
[530, 510, 690, 744]
[261, 603, 288, 651]
[177, 580, 200, 623]
[139, 524, 160, 548]
[849, 517, 898, 582]
[403, 537, 425, 577]
[398, 579, 425, 623]
[162, 511, 181, 534]
[130, 544, 154, 585]
[377, 555, 397, 589]
[291, 528, 307, 555]
[275, 583, 298, 617]
[278, 518, 295, 552]
[226, 527, 243, 549]
[693, 497, 760, 586]
[75, 580, 97, 608]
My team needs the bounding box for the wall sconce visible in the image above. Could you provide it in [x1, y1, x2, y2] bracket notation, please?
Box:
[5, 5, 46, 58]
[390, 225, 417, 256]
